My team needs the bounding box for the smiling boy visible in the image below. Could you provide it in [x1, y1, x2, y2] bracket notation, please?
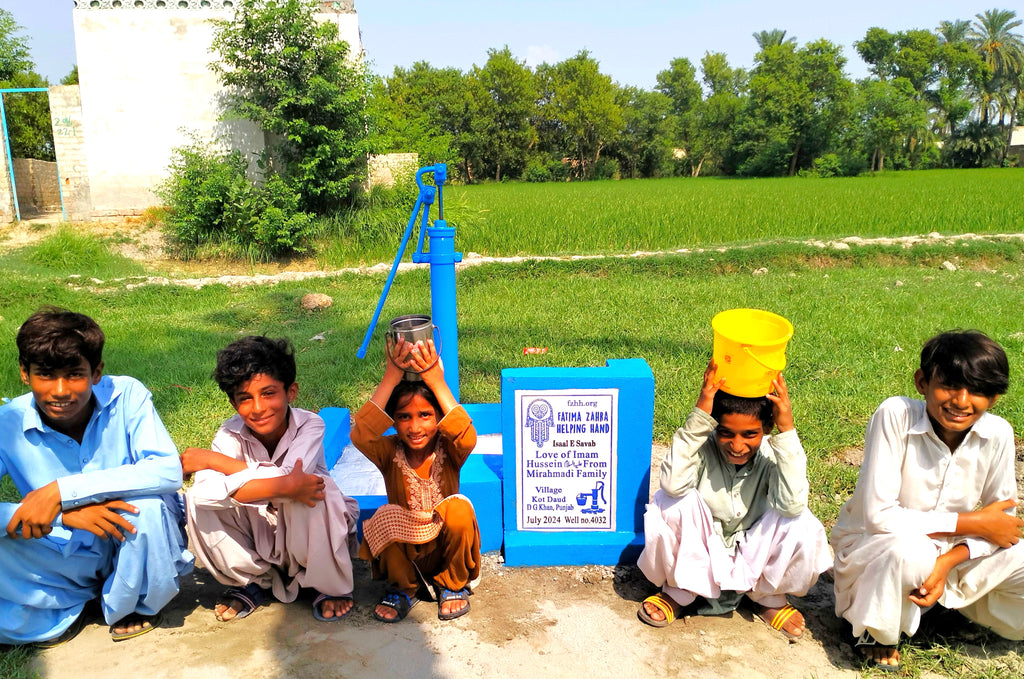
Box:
[832, 330, 1024, 672]
[0, 308, 193, 646]
[183, 336, 359, 622]
[637, 361, 831, 639]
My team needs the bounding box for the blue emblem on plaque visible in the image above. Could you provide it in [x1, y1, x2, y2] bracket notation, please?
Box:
[576, 481, 607, 514]
[525, 398, 554, 447]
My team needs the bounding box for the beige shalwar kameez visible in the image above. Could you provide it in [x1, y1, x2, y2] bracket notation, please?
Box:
[832, 397, 1024, 645]
[186, 408, 359, 602]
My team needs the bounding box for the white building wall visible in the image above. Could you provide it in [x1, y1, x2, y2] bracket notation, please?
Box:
[72, 1, 361, 217]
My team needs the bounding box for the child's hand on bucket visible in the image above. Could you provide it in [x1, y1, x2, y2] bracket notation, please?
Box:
[696, 361, 726, 415]
[766, 374, 794, 432]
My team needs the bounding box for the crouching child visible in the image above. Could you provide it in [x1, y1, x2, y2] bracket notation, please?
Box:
[637, 361, 831, 640]
[183, 336, 359, 622]
[832, 331, 1024, 672]
[0, 308, 193, 646]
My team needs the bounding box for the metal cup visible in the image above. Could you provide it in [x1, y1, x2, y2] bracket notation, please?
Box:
[387, 314, 438, 381]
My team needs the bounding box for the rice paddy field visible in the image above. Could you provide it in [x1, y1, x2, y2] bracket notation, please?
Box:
[443, 168, 1024, 258]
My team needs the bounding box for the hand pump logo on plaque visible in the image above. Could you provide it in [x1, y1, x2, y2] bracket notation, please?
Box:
[515, 389, 617, 531]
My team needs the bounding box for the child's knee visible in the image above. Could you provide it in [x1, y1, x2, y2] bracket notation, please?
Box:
[441, 497, 477, 534]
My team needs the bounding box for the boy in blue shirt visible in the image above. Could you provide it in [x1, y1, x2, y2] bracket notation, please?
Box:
[0, 308, 193, 646]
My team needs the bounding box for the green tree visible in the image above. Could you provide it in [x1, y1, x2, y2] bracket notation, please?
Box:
[968, 8, 1023, 162]
[858, 78, 928, 170]
[655, 57, 703, 175]
[0, 8, 31, 81]
[753, 29, 796, 50]
[535, 51, 622, 180]
[738, 39, 854, 176]
[210, 0, 367, 212]
[606, 85, 672, 178]
[0, 8, 54, 161]
[366, 62, 467, 169]
[470, 46, 537, 181]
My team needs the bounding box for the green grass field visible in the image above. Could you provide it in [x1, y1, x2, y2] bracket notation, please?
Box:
[3, 170, 1024, 675]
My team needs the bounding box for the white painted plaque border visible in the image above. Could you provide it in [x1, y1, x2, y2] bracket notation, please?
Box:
[514, 388, 618, 532]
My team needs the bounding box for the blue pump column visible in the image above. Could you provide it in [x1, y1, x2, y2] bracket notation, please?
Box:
[414, 220, 463, 401]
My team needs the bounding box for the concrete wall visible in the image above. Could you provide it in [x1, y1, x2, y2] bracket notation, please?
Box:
[12, 159, 61, 214]
[368, 152, 419, 187]
[49, 85, 92, 222]
[72, 1, 361, 216]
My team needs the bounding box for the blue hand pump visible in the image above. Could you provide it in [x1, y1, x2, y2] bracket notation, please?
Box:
[356, 164, 463, 400]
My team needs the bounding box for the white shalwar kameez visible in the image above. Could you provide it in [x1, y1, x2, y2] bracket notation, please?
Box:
[186, 408, 359, 602]
[832, 396, 1024, 645]
[638, 408, 831, 609]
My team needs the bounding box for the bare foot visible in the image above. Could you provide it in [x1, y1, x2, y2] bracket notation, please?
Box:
[440, 597, 467, 618]
[861, 644, 900, 669]
[317, 597, 353, 619]
[110, 613, 158, 640]
[374, 602, 398, 621]
[754, 603, 805, 640]
[214, 598, 246, 622]
[638, 592, 682, 626]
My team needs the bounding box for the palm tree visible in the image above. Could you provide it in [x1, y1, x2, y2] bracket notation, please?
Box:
[937, 19, 971, 44]
[968, 9, 1024, 124]
[753, 29, 796, 51]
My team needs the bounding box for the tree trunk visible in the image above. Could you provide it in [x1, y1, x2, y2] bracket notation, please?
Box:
[870, 148, 878, 173]
[879, 151, 884, 172]
[1001, 99, 1019, 166]
[691, 152, 708, 178]
[788, 140, 801, 176]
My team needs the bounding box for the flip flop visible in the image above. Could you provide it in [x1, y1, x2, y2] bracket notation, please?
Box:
[312, 592, 354, 622]
[637, 592, 681, 628]
[109, 612, 161, 642]
[373, 589, 418, 623]
[216, 582, 269, 621]
[437, 587, 471, 621]
[854, 630, 900, 673]
[756, 603, 804, 642]
[36, 611, 87, 649]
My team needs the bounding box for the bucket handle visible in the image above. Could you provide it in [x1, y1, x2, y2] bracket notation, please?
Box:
[386, 325, 442, 375]
[742, 346, 785, 373]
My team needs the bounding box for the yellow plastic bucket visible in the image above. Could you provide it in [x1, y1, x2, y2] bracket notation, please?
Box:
[711, 308, 794, 397]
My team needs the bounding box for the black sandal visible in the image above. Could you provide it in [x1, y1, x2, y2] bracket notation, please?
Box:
[373, 589, 418, 623]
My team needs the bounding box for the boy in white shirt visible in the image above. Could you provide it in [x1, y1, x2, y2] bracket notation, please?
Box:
[832, 330, 1024, 671]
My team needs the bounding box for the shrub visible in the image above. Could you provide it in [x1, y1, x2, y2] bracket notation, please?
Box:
[523, 157, 552, 183]
[158, 139, 316, 261]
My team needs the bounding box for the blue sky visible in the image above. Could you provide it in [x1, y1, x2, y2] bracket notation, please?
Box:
[4, 0, 994, 88]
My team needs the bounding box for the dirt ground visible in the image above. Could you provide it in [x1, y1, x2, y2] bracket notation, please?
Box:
[28, 438, 1024, 679]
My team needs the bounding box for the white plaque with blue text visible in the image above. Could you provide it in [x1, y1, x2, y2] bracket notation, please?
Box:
[515, 389, 618, 531]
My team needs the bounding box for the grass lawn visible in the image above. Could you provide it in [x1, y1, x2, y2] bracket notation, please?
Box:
[3, 171, 1024, 676]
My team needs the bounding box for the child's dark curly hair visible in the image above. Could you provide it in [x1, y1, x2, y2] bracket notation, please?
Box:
[213, 336, 296, 395]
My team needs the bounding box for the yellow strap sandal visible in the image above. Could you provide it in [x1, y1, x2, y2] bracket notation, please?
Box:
[637, 592, 681, 628]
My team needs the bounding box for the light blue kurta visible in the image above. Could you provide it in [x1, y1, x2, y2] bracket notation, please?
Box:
[0, 375, 193, 645]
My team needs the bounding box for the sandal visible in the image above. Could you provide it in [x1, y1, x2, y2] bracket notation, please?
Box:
[36, 611, 87, 648]
[373, 589, 418, 623]
[312, 592, 354, 622]
[109, 612, 161, 642]
[637, 592, 682, 628]
[855, 630, 900, 672]
[216, 582, 268, 622]
[755, 603, 804, 642]
[437, 587, 471, 621]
